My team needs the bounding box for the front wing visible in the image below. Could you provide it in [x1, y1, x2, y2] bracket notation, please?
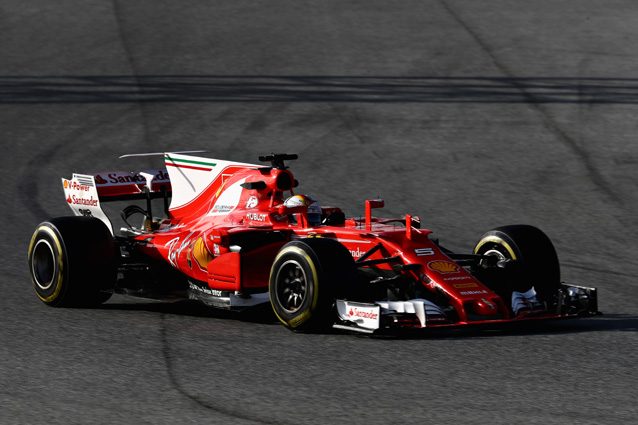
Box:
[333, 283, 600, 334]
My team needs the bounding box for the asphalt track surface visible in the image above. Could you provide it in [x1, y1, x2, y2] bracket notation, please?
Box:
[2, 1, 638, 424]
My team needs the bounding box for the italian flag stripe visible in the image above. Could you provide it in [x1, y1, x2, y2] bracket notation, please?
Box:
[165, 162, 212, 172]
[165, 155, 216, 170]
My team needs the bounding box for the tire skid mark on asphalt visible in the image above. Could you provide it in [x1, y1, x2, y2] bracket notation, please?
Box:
[158, 313, 285, 425]
[18, 112, 137, 221]
[225, 102, 292, 158]
[19, 123, 107, 221]
[19, 139, 68, 220]
[110, 0, 154, 158]
[330, 104, 369, 147]
[437, 0, 625, 210]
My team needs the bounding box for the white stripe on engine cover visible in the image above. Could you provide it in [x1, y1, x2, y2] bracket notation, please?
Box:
[165, 153, 257, 211]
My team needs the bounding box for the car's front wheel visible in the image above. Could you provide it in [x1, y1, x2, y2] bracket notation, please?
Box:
[269, 238, 355, 332]
[473, 224, 561, 306]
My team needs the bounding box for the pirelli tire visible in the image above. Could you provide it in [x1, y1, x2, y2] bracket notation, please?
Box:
[473, 224, 560, 305]
[269, 238, 356, 332]
[27, 216, 116, 307]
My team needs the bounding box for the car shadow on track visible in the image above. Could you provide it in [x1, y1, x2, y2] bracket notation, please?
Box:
[99, 298, 281, 324]
[98, 298, 638, 338]
[374, 314, 638, 340]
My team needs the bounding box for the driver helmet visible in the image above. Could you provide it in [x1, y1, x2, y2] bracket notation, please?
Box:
[283, 194, 322, 227]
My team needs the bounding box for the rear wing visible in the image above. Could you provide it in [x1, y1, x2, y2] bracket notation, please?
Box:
[92, 169, 171, 200]
[61, 151, 260, 232]
[62, 169, 171, 234]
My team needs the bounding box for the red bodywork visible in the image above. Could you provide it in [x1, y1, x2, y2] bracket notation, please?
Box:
[92, 157, 578, 329]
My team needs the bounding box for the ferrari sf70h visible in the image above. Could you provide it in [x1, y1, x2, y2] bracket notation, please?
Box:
[27, 153, 599, 333]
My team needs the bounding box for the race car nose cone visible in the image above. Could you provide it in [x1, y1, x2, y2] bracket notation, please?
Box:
[473, 298, 499, 316]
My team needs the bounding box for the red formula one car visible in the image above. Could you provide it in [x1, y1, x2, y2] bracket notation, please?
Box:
[27, 153, 599, 333]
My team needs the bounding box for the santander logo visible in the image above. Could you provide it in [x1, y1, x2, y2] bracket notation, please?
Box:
[348, 247, 366, 259]
[348, 307, 378, 320]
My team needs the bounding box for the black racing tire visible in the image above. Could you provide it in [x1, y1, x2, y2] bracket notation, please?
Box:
[473, 224, 560, 304]
[269, 238, 356, 332]
[27, 216, 117, 307]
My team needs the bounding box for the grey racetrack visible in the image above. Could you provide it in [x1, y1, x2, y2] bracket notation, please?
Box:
[2, 1, 638, 424]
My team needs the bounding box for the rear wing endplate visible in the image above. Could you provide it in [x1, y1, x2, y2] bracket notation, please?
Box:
[62, 169, 171, 235]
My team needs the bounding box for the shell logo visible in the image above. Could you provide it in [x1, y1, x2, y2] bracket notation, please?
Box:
[63, 180, 69, 189]
[427, 260, 460, 274]
[191, 237, 214, 270]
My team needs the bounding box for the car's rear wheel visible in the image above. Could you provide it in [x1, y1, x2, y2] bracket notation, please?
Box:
[473, 224, 560, 305]
[27, 216, 117, 307]
[269, 238, 356, 332]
